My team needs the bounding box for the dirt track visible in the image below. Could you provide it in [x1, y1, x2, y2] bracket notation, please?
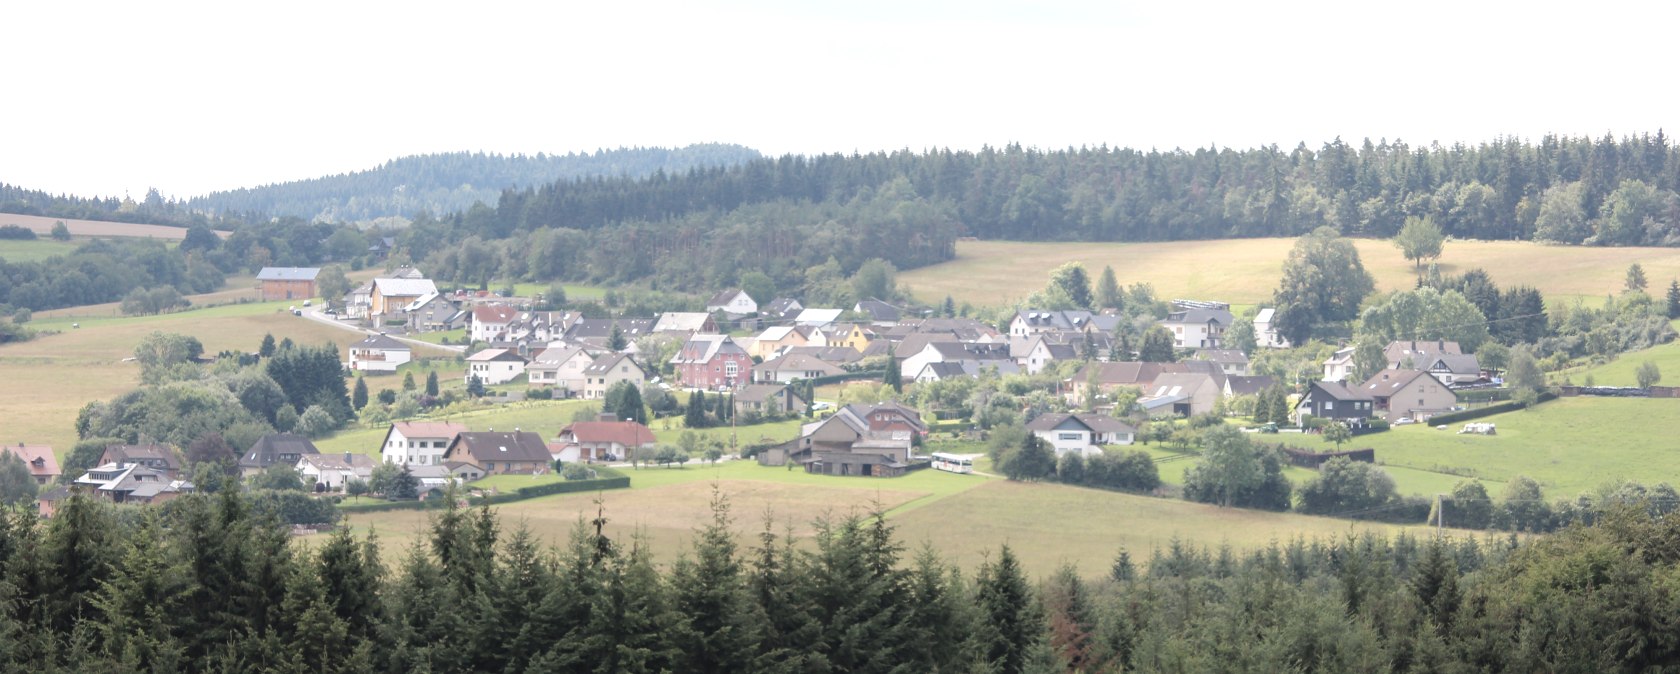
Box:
[0, 212, 228, 239]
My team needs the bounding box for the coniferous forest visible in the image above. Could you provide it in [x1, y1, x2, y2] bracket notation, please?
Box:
[3, 489, 1680, 673]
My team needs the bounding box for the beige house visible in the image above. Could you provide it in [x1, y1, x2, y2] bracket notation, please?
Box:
[465, 348, 527, 386]
[750, 325, 812, 359]
[582, 353, 647, 400]
[1356, 369, 1459, 423]
[369, 277, 439, 317]
[1138, 372, 1222, 417]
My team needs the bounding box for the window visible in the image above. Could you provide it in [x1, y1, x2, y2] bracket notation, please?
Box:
[725, 361, 739, 377]
[1324, 401, 1334, 410]
[1057, 432, 1082, 441]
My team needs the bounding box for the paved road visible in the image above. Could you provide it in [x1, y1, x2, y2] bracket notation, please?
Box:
[298, 308, 465, 353]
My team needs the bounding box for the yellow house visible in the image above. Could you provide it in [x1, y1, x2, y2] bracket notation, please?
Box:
[369, 278, 439, 317]
[750, 325, 811, 359]
[833, 323, 873, 352]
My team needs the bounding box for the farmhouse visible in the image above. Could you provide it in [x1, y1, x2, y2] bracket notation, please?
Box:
[379, 421, 468, 466]
[1358, 368, 1458, 423]
[239, 434, 320, 477]
[348, 333, 411, 373]
[1294, 381, 1375, 426]
[1, 443, 58, 485]
[465, 348, 528, 386]
[298, 453, 376, 491]
[1026, 413, 1136, 457]
[468, 304, 521, 343]
[551, 420, 656, 463]
[442, 431, 551, 476]
[761, 402, 927, 474]
[256, 267, 320, 301]
[1384, 340, 1482, 386]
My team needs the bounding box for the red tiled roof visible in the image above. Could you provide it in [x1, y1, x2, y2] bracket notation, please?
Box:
[2, 444, 58, 479]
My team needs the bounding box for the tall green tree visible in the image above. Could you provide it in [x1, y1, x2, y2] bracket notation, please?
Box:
[1138, 327, 1176, 362]
[883, 346, 902, 393]
[1393, 215, 1445, 270]
[973, 545, 1042, 674]
[352, 376, 369, 411]
[259, 333, 277, 359]
[0, 451, 38, 506]
[1095, 265, 1123, 312]
[685, 391, 707, 429]
[1049, 262, 1094, 309]
[1668, 280, 1680, 319]
[1272, 227, 1376, 346]
[603, 380, 646, 423]
[425, 370, 440, 396]
[1626, 263, 1649, 292]
[670, 491, 763, 673]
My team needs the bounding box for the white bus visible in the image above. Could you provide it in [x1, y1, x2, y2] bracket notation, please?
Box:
[931, 452, 979, 474]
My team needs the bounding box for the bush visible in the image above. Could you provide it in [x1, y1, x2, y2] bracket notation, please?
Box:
[1424, 392, 1557, 426]
[246, 489, 339, 525]
[0, 225, 37, 240]
[561, 463, 593, 480]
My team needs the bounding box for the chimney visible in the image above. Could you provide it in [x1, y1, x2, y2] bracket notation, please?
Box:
[344, 452, 353, 463]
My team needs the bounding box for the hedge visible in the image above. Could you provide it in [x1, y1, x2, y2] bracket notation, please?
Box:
[1423, 392, 1557, 426]
[337, 471, 631, 514]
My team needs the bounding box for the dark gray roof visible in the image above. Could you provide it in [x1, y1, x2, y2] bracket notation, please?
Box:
[256, 267, 320, 282]
[1166, 308, 1234, 327]
[855, 299, 902, 322]
[1225, 375, 1278, 396]
[448, 431, 552, 464]
[353, 333, 409, 351]
[240, 433, 320, 469]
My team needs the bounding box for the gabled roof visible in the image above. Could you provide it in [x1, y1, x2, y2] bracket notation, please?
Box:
[707, 289, 748, 307]
[2, 443, 57, 479]
[403, 292, 449, 313]
[558, 421, 657, 448]
[565, 318, 657, 340]
[758, 353, 846, 377]
[465, 348, 526, 363]
[926, 341, 1012, 361]
[1309, 380, 1374, 402]
[298, 453, 377, 472]
[654, 312, 713, 333]
[1358, 369, 1440, 397]
[240, 434, 320, 469]
[756, 325, 805, 342]
[763, 298, 803, 317]
[1427, 353, 1481, 375]
[1143, 372, 1220, 399]
[102, 444, 181, 470]
[916, 362, 969, 379]
[387, 421, 468, 441]
[256, 267, 320, 282]
[854, 299, 902, 322]
[352, 333, 409, 351]
[472, 304, 520, 325]
[530, 345, 593, 367]
[1015, 309, 1098, 331]
[1025, 412, 1135, 434]
[781, 345, 861, 363]
[1254, 307, 1276, 323]
[1164, 307, 1234, 327]
[1384, 340, 1463, 366]
[370, 277, 438, 297]
[1225, 375, 1278, 397]
[794, 308, 844, 325]
[1192, 349, 1248, 365]
[736, 383, 805, 405]
[446, 431, 551, 464]
[671, 334, 747, 364]
[584, 352, 644, 376]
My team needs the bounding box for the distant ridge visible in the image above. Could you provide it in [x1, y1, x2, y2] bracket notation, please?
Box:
[187, 144, 762, 222]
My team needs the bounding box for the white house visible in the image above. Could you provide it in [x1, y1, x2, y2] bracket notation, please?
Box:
[1254, 307, 1290, 348]
[465, 348, 527, 386]
[298, 453, 376, 491]
[1160, 307, 1234, 349]
[469, 304, 520, 343]
[1025, 413, 1136, 457]
[551, 420, 657, 463]
[582, 353, 647, 400]
[379, 421, 468, 466]
[706, 289, 758, 316]
[1323, 347, 1356, 382]
[526, 345, 598, 394]
[899, 341, 1012, 379]
[348, 334, 411, 373]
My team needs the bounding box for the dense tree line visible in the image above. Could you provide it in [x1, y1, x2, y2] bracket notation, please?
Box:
[0, 183, 242, 230]
[187, 145, 763, 222]
[0, 238, 224, 313]
[7, 485, 1680, 672]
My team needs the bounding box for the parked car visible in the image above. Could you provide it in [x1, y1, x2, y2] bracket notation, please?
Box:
[1394, 417, 1414, 425]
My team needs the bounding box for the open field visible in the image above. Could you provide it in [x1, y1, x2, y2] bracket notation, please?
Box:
[901, 238, 1680, 308]
[1360, 396, 1680, 497]
[343, 459, 1441, 577]
[0, 238, 79, 262]
[0, 213, 227, 239]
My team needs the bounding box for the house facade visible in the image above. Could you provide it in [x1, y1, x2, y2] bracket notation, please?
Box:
[348, 334, 412, 373]
[99, 443, 183, 480]
[551, 421, 657, 463]
[380, 421, 468, 466]
[369, 277, 439, 317]
[1357, 369, 1459, 422]
[469, 304, 520, 343]
[734, 383, 808, 416]
[239, 434, 320, 477]
[1295, 381, 1376, 426]
[1026, 413, 1137, 457]
[442, 431, 552, 475]
[582, 353, 647, 400]
[256, 267, 320, 301]
[2, 443, 58, 485]
[1161, 307, 1233, 349]
[298, 453, 376, 491]
[706, 289, 758, 315]
[670, 335, 752, 390]
[1254, 307, 1290, 348]
[465, 348, 527, 386]
[527, 345, 597, 393]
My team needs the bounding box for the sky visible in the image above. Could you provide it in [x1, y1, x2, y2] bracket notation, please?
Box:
[4, 0, 1677, 199]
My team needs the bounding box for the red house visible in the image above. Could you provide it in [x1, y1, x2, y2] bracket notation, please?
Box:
[669, 334, 752, 390]
[256, 267, 321, 301]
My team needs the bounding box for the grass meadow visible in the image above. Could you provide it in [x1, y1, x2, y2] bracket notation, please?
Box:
[0, 239, 80, 263]
[901, 238, 1680, 308]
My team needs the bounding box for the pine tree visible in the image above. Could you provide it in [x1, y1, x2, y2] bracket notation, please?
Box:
[1096, 265, 1124, 312]
[403, 371, 416, 391]
[425, 370, 440, 396]
[259, 333, 276, 359]
[609, 324, 628, 352]
[670, 491, 763, 673]
[686, 391, 707, 429]
[351, 376, 368, 411]
[1139, 327, 1176, 362]
[89, 515, 188, 670]
[883, 345, 903, 393]
[1043, 564, 1096, 672]
[942, 295, 956, 318]
[974, 545, 1043, 674]
[1110, 547, 1135, 582]
[1667, 280, 1680, 319]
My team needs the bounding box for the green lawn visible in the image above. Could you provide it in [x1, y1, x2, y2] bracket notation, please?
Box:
[1360, 396, 1680, 497]
[509, 282, 609, 302]
[648, 417, 806, 448]
[1553, 322, 1680, 387]
[407, 329, 465, 345]
[1125, 441, 1499, 498]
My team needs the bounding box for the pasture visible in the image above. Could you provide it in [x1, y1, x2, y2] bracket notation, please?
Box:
[0, 213, 225, 239]
[901, 238, 1680, 308]
[1359, 396, 1680, 497]
[343, 458, 1439, 578]
[1554, 322, 1680, 387]
[0, 239, 79, 263]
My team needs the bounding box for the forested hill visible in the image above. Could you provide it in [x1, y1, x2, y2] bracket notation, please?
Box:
[0, 183, 236, 230]
[187, 144, 763, 222]
[400, 132, 1680, 293]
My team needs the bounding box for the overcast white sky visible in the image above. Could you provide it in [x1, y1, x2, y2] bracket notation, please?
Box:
[3, 0, 1676, 199]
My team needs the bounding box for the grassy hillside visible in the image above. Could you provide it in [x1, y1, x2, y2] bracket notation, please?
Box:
[902, 238, 1680, 308]
[1360, 396, 1680, 497]
[1552, 319, 1680, 387]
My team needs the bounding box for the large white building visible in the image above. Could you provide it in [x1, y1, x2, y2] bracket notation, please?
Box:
[379, 421, 468, 466]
